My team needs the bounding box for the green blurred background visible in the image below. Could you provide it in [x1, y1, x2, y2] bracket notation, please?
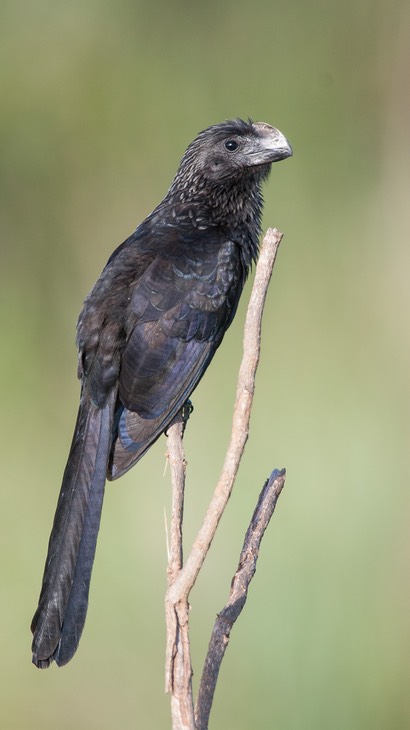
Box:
[2, 0, 410, 727]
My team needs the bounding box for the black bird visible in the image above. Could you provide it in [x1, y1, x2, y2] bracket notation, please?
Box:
[31, 118, 292, 668]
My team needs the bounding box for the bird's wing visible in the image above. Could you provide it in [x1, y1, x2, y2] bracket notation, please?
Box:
[108, 236, 243, 479]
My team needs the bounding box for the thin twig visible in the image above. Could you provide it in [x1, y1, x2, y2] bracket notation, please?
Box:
[165, 415, 195, 729]
[167, 417, 186, 579]
[195, 469, 286, 730]
[167, 228, 283, 606]
[165, 228, 284, 729]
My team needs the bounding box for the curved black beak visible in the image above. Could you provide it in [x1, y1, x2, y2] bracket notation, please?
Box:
[251, 122, 293, 164]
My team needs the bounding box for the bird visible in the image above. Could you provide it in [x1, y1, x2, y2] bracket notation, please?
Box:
[31, 118, 292, 668]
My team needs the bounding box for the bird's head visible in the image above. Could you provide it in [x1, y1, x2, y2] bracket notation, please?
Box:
[171, 118, 292, 191]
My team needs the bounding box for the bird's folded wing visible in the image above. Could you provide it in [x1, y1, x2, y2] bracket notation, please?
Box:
[108, 238, 242, 478]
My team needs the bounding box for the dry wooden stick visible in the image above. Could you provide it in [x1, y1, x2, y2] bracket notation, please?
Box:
[165, 415, 195, 729]
[167, 228, 283, 605]
[165, 228, 284, 729]
[195, 469, 286, 730]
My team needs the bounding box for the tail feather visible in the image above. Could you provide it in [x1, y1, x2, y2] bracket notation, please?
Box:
[31, 391, 115, 668]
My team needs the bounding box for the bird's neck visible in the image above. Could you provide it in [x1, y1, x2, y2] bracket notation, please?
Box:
[162, 176, 264, 267]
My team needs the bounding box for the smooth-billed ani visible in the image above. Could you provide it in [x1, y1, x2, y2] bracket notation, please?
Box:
[31, 118, 292, 668]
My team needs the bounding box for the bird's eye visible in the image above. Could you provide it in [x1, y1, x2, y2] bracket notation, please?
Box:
[224, 139, 238, 152]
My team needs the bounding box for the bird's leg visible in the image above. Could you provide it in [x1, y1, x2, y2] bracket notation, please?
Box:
[180, 399, 194, 436]
[165, 399, 194, 438]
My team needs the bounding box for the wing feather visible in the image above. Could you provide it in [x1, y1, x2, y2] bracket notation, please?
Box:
[108, 236, 243, 479]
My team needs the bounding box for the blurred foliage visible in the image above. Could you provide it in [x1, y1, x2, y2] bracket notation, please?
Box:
[1, 0, 410, 728]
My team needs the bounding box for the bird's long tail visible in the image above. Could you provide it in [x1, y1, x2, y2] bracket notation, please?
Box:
[31, 390, 116, 668]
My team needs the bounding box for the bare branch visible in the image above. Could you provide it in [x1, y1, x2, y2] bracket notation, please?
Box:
[167, 417, 186, 579]
[167, 228, 283, 605]
[195, 469, 286, 729]
[165, 415, 195, 728]
[164, 228, 285, 729]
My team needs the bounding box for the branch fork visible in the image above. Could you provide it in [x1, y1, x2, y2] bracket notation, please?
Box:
[164, 228, 287, 729]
